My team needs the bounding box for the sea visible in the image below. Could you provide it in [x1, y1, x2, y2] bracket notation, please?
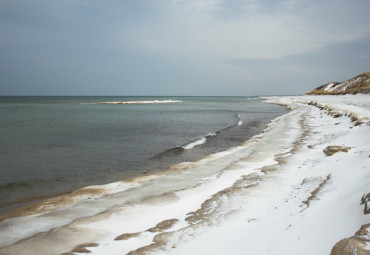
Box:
[0, 96, 286, 213]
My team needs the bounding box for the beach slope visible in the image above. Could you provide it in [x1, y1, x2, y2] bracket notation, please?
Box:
[0, 95, 369, 255]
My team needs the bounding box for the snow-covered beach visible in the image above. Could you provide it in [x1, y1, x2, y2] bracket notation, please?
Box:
[0, 95, 369, 255]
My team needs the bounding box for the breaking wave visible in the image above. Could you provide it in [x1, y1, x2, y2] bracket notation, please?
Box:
[182, 133, 216, 150]
[151, 112, 243, 160]
[80, 100, 182, 105]
[150, 133, 217, 160]
[237, 113, 243, 126]
[99, 100, 182, 105]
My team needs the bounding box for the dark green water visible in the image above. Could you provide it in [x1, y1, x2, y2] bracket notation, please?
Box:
[0, 96, 286, 209]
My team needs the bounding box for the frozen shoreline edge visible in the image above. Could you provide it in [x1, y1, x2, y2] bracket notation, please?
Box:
[0, 95, 369, 255]
[0, 98, 283, 223]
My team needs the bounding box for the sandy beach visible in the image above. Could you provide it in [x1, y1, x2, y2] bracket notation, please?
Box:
[0, 95, 369, 255]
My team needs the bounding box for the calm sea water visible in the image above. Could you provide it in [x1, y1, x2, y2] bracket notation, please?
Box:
[0, 96, 286, 210]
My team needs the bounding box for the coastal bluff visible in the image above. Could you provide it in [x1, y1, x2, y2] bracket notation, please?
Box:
[306, 71, 370, 95]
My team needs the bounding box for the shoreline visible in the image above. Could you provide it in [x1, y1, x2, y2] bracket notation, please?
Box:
[0, 96, 282, 214]
[0, 95, 369, 255]
[0, 97, 282, 221]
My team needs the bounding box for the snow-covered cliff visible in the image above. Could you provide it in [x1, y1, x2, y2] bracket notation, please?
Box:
[306, 72, 370, 95]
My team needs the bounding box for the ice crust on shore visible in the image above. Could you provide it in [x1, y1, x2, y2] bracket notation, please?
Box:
[0, 95, 369, 255]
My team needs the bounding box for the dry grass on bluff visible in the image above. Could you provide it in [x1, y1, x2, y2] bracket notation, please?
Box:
[306, 71, 370, 95]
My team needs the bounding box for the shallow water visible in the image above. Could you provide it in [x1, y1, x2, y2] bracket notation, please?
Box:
[0, 96, 286, 210]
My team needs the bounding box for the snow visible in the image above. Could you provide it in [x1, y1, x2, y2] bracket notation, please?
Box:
[0, 95, 369, 255]
[321, 77, 366, 93]
[324, 82, 339, 92]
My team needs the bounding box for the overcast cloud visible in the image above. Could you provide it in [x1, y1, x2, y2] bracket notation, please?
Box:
[0, 0, 369, 96]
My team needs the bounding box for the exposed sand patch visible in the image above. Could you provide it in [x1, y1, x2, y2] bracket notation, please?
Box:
[115, 232, 141, 241]
[323, 146, 351, 156]
[147, 219, 179, 233]
[141, 193, 179, 205]
[330, 223, 370, 255]
[361, 193, 370, 215]
[71, 243, 99, 253]
[127, 232, 174, 255]
[302, 174, 331, 208]
[306, 100, 370, 126]
[0, 187, 106, 222]
[0, 226, 106, 255]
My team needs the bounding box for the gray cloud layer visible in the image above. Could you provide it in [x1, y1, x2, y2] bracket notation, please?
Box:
[1, 0, 370, 96]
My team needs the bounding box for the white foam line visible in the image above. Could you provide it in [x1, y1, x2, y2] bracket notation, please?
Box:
[182, 137, 207, 150]
[99, 100, 183, 105]
[237, 113, 243, 125]
[182, 133, 215, 150]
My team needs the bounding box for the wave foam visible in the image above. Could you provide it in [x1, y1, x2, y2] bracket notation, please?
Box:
[99, 100, 182, 105]
[182, 138, 206, 150]
[182, 133, 216, 150]
[237, 113, 243, 126]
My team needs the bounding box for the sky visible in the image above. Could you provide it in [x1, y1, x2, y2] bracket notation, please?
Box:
[0, 0, 370, 96]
